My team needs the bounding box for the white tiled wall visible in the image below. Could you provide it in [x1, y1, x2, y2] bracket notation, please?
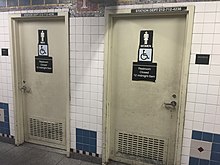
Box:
[69, 17, 104, 154]
[181, 2, 220, 164]
[0, 12, 14, 136]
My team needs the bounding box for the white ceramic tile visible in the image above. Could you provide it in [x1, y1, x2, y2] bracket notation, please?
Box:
[185, 112, 194, 121]
[210, 65, 220, 75]
[91, 26, 99, 34]
[205, 104, 217, 115]
[83, 17, 91, 26]
[90, 18, 99, 26]
[203, 23, 215, 33]
[203, 123, 214, 132]
[195, 3, 205, 13]
[202, 34, 213, 44]
[83, 26, 90, 35]
[190, 54, 197, 64]
[194, 112, 205, 122]
[207, 85, 219, 95]
[201, 44, 212, 54]
[181, 155, 189, 165]
[189, 65, 199, 74]
[183, 129, 192, 138]
[192, 34, 202, 44]
[184, 120, 193, 129]
[188, 74, 198, 83]
[188, 83, 197, 93]
[204, 13, 216, 23]
[195, 103, 206, 113]
[196, 84, 208, 94]
[217, 2, 220, 11]
[211, 56, 220, 65]
[209, 75, 220, 85]
[196, 93, 207, 103]
[205, 2, 217, 12]
[98, 17, 105, 26]
[194, 13, 204, 23]
[185, 102, 195, 112]
[214, 124, 220, 133]
[214, 23, 220, 33]
[198, 65, 210, 75]
[76, 17, 83, 26]
[213, 34, 220, 44]
[215, 115, 220, 124]
[197, 74, 209, 84]
[193, 121, 203, 130]
[75, 26, 83, 34]
[206, 95, 218, 104]
[204, 114, 215, 123]
[212, 45, 220, 54]
[182, 146, 190, 156]
[216, 12, 220, 22]
[193, 23, 203, 33]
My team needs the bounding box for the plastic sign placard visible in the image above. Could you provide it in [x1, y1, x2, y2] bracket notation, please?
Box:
[132, 30, 157, 82]
[35, 29, 53, 73]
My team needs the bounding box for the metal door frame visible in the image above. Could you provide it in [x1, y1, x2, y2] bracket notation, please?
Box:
[103, 5, 194, 164]
[9, 12, 70, 156]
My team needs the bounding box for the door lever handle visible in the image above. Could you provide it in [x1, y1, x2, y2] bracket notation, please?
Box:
[164, 101, 177, 109]
[19, 84, 31, 94]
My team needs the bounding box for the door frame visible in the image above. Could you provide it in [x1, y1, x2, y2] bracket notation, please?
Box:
[9, 12, 70, 156]
[103, 6, 194, 164]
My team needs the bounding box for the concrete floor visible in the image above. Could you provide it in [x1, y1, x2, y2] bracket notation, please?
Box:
[0, 141, 100, 165]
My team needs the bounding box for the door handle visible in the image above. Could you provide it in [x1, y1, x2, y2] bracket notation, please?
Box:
[19, 81, 31, 94]
[164, 101, 177, 109]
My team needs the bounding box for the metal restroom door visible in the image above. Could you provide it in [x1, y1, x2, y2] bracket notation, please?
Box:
[109, 15, 186, 164]
[18, 18, 68, 149]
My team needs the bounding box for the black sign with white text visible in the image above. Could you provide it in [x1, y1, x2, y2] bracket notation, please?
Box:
[38, 30, 48, 45]
[139, 30, 153, 48]
[131, 7, 187, 14]
[21, 12, 58, 17]
[35, 57, 53, 73]
[132, 63, 157, 82]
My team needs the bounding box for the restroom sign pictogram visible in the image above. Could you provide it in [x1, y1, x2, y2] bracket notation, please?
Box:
[139, 48, 152, 62]
[38, 45, 48, 56]
[140, 30, 153, 48]
[38, 30, 48, 45]
[132, 30, 157, 82]
[36, 29, 53, 73]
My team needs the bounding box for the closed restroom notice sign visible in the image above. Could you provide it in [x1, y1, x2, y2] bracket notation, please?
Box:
[132, 30, 157, 82]
[35, 30, 53, 73]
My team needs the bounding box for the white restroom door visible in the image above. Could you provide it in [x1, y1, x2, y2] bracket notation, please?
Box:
[108, 15, 187, 164]
[17, 18, 69, 149]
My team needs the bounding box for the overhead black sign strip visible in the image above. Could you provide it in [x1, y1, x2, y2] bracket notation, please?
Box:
[21, 12, 58, 17]
[131, 7, 187, 14]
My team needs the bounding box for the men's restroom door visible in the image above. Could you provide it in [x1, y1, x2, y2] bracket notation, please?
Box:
[106, 12, 192, 165]
[11, 14, 69, 150]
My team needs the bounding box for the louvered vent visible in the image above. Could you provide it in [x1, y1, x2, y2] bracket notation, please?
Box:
[29, 117, 64, 144]
[117, 131, 167, 164]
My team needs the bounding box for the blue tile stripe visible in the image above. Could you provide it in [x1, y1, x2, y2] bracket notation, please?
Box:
[192, 130, 220, 143]
[0, 103, 10, 135]
[76, 128, 97, 154]
[189, 157, 220, 165]
[191, 130, 220, 164]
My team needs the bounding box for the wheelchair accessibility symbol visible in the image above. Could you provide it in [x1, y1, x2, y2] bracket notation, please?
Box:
[38, 45, 48, 56]
[139, 48, 152, 62]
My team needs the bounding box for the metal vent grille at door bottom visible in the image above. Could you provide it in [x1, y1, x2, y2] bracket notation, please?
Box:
[29, 117, 65, 145]
[116, 131, 167, 165]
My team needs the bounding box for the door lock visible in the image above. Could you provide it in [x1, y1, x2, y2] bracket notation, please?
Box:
[164, 101, 177, 109]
